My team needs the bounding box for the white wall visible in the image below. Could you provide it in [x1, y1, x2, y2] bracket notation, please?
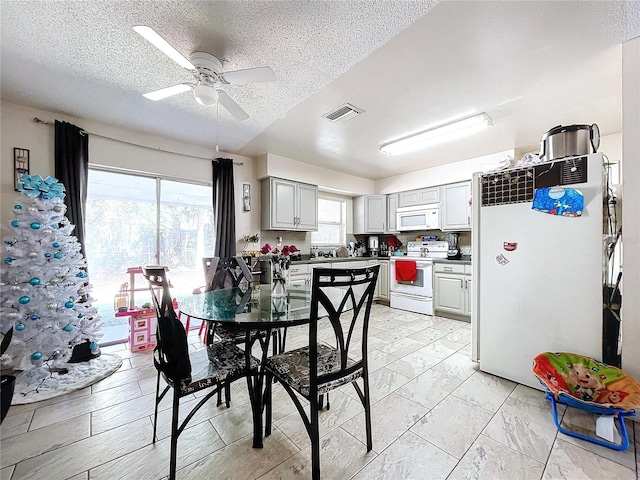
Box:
[257, 153, 374, 195]
[0, 101, 260, 253]
[621, 37, 640, 381]
[374, 149, 515, 194]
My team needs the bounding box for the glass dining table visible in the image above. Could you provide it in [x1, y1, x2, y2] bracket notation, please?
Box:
[178, 283, 317, 448]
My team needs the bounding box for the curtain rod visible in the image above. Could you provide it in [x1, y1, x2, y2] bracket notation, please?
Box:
[32, 117, 243, 165]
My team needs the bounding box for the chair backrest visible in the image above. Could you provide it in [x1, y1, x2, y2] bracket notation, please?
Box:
[141, 266, 192, 383]
[203, 256, 253, 291]
[309, 265, 379, 389]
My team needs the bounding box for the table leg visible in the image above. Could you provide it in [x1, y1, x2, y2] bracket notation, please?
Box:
[245, 328, 272, 448]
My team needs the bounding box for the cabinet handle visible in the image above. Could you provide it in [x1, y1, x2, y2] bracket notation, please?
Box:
[444, 267, 453, 271]
[468, 216, 470, 226]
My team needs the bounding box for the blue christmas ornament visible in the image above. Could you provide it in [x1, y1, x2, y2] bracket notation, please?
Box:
[30, 315, 38, 321]
[19, 296, 31, 305]
[29, 278, 41, 286]
[41, 193, 50, 200]
[11, 220, 19, 227]
[54, 252, 63, 259]
[50, 224, 58, 229]
[31, 351, 43, 361]
[4, 257, 15, 265]
[76, 271, 87, 278]
[15, 322, 26, 331]
[30, 222, 41, 230]
[89, 342, 98, 351]
[77, 313, 84, 318]
[63, 324, 73, 332]
[65, 301, 75, 309]
[44, 252, 52, 258]
[14, 204, 22, 210]
[53, 242, 60, 248]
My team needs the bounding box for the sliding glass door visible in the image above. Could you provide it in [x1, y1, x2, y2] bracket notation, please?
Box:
[85, 169, 213, 344]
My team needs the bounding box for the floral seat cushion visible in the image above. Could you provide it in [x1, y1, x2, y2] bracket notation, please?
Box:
[161, 342, 259, 396]
[533, 352, 640, 411]
[265, 342, 362, 397]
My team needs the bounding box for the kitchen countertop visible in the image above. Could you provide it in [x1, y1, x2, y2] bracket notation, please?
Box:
[432, 255, 472, 265]
[291, 256, 389, 265]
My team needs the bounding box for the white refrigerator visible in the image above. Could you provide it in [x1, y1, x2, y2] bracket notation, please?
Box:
[472, 153, 604, 389]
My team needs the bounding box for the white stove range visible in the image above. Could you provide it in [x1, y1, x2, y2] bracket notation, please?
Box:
[390, 241, 448, 315]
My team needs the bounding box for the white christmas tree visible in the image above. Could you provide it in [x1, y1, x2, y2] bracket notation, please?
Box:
[1, 175, 103, 372]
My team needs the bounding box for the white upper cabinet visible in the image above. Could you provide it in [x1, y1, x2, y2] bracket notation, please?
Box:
[398, 187, 439, 208]
[386, 194, 398, 232]
[440, 181, 472, 231]
[353, 195, 387, 234]
[261, 177, 318, 231]
[296, 183, 318, 230]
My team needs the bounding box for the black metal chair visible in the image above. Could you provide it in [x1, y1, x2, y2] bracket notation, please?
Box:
[264, 265, 379, 480]
[201, 256, 269, 407]
[142, 266, 258, 480]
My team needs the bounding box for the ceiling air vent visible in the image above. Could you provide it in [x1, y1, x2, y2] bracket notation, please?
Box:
[322, 103, 363, 124]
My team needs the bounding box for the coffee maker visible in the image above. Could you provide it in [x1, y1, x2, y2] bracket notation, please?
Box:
[447, 232, 461, 260]
[368, 236, 379, 257]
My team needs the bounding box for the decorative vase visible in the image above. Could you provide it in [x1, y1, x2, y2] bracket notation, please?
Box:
[0, 375, 16, 424]
[272, 263, 288, 298]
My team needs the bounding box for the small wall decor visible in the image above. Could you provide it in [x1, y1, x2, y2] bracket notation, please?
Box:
[242, 183, 251, 211]
[14, 148, 30, 191]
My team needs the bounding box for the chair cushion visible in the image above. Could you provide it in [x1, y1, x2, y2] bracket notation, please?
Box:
[163, 342, 259, 396]
[265, 343, 362, 397]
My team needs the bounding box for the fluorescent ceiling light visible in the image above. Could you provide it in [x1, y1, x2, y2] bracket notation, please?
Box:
[143, 84, 192, 101]
[133, 26, 195, 70]
[379, 112, 493, 156]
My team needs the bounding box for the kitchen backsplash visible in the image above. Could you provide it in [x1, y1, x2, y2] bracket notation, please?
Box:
[356, 230, 471, 254]
[257, 231, 310, 253]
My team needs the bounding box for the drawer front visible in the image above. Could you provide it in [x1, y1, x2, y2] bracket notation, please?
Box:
[289, 264, 309, 276]
[434, 263, 465, 274]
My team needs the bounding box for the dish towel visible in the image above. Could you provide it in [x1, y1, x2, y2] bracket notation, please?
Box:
[395, 261, 417, 282]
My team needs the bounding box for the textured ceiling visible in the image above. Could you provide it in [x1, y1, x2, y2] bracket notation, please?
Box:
[1, 1, 639, 181]
[0, 0, 436, 157]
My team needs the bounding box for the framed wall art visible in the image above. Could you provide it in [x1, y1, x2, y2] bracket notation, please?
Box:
[243, 183, 251, 212]
[14, 148, 30, 191]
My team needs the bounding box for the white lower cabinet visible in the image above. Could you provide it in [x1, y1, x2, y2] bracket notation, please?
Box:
[433, 263, 471, 317]
[367, 260, 389, 301]
[288, 260, 389, 301]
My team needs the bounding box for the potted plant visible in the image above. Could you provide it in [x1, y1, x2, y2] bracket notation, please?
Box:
[1, 327, 15, 424]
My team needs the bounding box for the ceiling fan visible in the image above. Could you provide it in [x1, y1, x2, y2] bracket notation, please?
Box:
[133, 26, 276, 121]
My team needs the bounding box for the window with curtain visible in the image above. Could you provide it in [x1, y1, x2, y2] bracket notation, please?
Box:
[85, 169, 213, 343]
[311, 196, 346, 246]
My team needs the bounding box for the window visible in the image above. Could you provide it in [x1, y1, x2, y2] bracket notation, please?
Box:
[311, 196, 346, 246]
[85, 169, 213, 344]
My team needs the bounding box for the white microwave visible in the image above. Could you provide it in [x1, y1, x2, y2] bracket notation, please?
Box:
[396, 205, 440, 231]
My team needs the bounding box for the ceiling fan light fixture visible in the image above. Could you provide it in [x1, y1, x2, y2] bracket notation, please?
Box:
[380, 112, 493, 156]
[193, 83, 219, 107]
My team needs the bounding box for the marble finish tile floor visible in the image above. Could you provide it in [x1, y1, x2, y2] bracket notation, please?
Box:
[1, 303, 638, 480]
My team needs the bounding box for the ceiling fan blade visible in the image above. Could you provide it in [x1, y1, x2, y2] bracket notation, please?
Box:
[143, 83, 193, 101]
[133, 26, 195, 71]
[220, 66, 276, 85]
[218, 90, 249, 121]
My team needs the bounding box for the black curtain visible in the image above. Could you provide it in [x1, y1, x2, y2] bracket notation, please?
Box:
[54, 121, 89, 257]
[212, 158, 236, 257]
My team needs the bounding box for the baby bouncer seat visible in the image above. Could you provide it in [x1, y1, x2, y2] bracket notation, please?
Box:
[533, 352, 640, 451]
